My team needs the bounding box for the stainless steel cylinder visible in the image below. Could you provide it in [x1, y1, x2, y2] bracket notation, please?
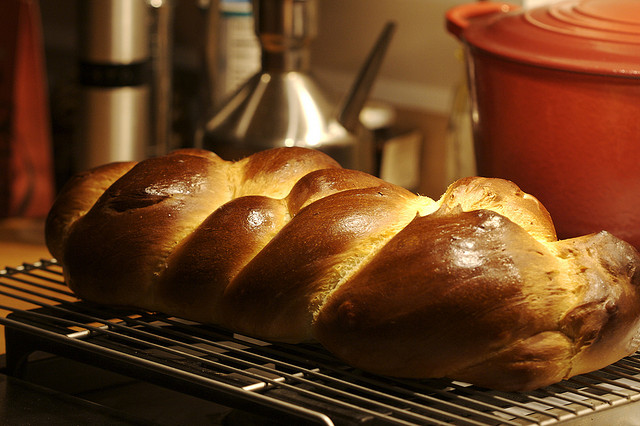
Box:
[79, 0, 149, 63]
[77, 0, 151, 170]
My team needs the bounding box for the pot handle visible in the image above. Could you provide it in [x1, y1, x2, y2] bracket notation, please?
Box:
[446, 2, 519, 40]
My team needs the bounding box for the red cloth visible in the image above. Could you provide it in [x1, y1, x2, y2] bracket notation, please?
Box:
[0, 0, 55, 218]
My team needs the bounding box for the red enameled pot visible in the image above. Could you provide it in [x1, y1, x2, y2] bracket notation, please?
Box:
[446, 0, 640, 248]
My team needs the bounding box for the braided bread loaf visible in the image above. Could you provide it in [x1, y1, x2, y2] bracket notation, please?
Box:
[45, 147, 640, 391]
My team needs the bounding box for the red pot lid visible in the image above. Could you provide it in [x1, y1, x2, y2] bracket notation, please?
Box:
[447, 0, 640, 77]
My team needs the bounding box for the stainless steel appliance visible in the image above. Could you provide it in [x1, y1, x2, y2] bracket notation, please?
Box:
[200, 0, 395, 174]
[1, 259, 640, 424]
[77, 0, 151, 170]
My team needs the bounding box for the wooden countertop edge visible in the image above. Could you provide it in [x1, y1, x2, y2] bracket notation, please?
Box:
[0, 218, 53, 355]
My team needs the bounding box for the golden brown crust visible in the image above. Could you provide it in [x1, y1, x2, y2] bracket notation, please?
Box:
[221, 185, 419, 341]
[439, 177, 557, 242]
[61, 153, 232, 306]
[313, 209, 566, 380]
[313, 211, 640, 390]
[286, 168, 397, 213]
[157, 195, 290, 323]
[237, 146, 342, 198]
[45, 161, 135, 262]
[45, 147, 640, 391]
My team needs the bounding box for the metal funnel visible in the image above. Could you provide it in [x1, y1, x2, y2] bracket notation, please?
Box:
[201, 0, 394, 173]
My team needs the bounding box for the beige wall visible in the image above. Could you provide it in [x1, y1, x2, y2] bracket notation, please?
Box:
[311, 0, 471, 114]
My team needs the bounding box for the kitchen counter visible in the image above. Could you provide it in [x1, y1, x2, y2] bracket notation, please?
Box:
[0, 219, 138, 425]
[0, 372, 144, 425]
[0, 218, 52, 356]
[0, 218, 51, 267]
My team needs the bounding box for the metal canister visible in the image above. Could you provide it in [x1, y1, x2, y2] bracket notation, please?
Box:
[77, 0, 151, 170]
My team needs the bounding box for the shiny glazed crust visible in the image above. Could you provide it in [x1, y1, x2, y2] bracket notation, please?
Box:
[45, 147, 640, 391]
